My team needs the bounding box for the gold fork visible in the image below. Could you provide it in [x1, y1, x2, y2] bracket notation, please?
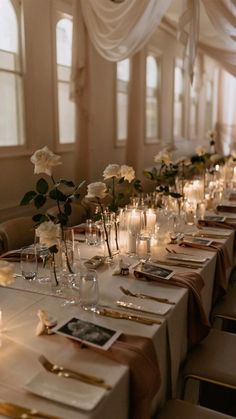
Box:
[38, 355, 111, 390]
[120, 286, 176, 305]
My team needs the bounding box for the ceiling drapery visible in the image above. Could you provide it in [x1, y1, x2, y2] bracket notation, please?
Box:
[71, 0, 236, 98]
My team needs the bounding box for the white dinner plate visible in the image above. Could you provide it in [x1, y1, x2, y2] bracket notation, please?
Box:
[116, 295, 172, 316]
[24, 370, 107, 411]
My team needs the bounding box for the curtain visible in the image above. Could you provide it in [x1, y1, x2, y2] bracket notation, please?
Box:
[202, 0, 236, 47]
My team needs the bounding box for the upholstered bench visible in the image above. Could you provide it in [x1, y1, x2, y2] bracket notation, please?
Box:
[156, 399, 234, 418]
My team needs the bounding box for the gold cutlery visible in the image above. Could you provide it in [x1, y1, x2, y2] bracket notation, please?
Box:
[92, 306, 162, 325]
[0, 401, 61, 419]
[120, 286, 175, 305]
[38, 355, 111, 390]
[189, 232, 229, 239]
[116, 300, 169, 316]
[150, 259, 202, 269]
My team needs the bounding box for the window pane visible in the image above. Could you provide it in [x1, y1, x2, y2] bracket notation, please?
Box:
[117, 92, 128, 140]
[56, 17, 74, 144]
[174, 67, 183, 96]
[189, 102, 198, 138]
[146, 56, 158, 88]
[56, 18, 72, 66]
[0, 49, 16, 71]
[0, 72, 24, 146]
[174, 102, 183, 137]
[58, 81, 75, 143]
[116, 59, 129, 142]
[146, 97, 158, 138]
[146, 56, 159, 139]
[0, 0, 18, 53]
[117, 59, 130, 82]
[174, 63, 184, 137]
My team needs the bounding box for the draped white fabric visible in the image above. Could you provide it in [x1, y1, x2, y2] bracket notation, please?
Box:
[79, 0, 172, 62]
[177, 0, 200, 82]
[202, 0, 236, 47]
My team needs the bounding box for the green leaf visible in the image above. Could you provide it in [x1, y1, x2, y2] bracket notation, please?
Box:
[118, 177, 125, 184]
[58, 213, 68, 226]
[49, 244, 58, 254]
[47, 213, 57, 222]
[49, 189, 67, 202]
[20, 190, 37, 206]
[59, 179, 75, 188]
[64, 201, 72, 216]
[34, 194, 47, 209]
[32, 213, 48, 223]
[36, 178, 49, 194]
[143, 171, 153, 180]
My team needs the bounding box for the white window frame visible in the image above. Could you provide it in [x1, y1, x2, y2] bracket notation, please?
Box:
[173, 58, 186, 140]
[144, 52, 162, 145]
[115, 58, 130, 147]
[52, 0, 74, 153]
[0, 0, 27, 157]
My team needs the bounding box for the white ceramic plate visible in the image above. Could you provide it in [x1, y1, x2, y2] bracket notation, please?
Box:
[24, 370, 106, 411]
[116, 295, 172, 316]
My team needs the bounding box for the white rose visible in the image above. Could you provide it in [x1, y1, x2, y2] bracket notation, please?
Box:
[36, 221, 59, 248]
[86, 182, 107, 200]
[0, 261, 15, 286]
[30, 146, 61, 176]
[231, 150, 236, 159]
[154, 149, 172, 165]
[120, 165, 135, 182]
[195, 146, 207, 156]
[210, 154, 221, 163]
[103, 164, 121, 180]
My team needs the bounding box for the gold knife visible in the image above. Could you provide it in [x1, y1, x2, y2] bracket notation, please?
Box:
[0, 401, 62, 419]
[93, 306, 162, 325]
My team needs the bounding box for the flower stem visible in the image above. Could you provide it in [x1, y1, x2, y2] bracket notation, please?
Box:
[51, 176, 73, 274]
[112, 177, 119, 251]
[52, 253, 58, 286]
[98, 199, 112, 259]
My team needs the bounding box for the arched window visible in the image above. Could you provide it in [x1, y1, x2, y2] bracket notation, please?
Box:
[116, 58, 130, 143]
[56, 17, 75, 144]
[189, 78, 198, 138]
[174, 59, 185, 138]
[204, 79, 213, 133]
[145, 55, 160, 141]
[0, 0, 25, 146]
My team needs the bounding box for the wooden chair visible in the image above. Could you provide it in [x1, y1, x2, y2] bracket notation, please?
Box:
[155, 399, 234, 418]
[182, 329, 236, 402]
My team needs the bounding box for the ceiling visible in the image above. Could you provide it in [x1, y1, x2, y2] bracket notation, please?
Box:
[165, 0, 234, 51]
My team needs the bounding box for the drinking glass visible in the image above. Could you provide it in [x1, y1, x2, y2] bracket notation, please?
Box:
[21, 246, 38, 281]
[79, 269, 99, 310]
[85, 219, 99, 246]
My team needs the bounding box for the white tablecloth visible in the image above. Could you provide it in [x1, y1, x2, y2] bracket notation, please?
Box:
[0, 226, 234, 418]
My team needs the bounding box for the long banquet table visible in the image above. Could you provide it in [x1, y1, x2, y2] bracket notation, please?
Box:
[0, 221, 235, 419]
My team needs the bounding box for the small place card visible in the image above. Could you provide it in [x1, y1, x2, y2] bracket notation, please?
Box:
[140, 262, 174, 280]
[183, 237, 213, 246]
[53, 317, 121, 350]
[203, 215, 225, 222]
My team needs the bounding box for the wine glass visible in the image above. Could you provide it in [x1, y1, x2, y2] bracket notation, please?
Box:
[21, 245, 38, 281]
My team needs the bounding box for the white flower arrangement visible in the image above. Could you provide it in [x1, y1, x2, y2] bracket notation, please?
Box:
[0, 261, 15, 287]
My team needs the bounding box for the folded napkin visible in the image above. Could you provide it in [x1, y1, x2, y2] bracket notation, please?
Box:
[76, 334, 161, 419]
[134, 269, 210, 349]
[179, 241, 231, 304]
[198, 218, 236, 230]
[0, 249, 23, 262]
[72, 224, 86, 234]
[216, 204, 236, 213]
[0, 249, 42, 263]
